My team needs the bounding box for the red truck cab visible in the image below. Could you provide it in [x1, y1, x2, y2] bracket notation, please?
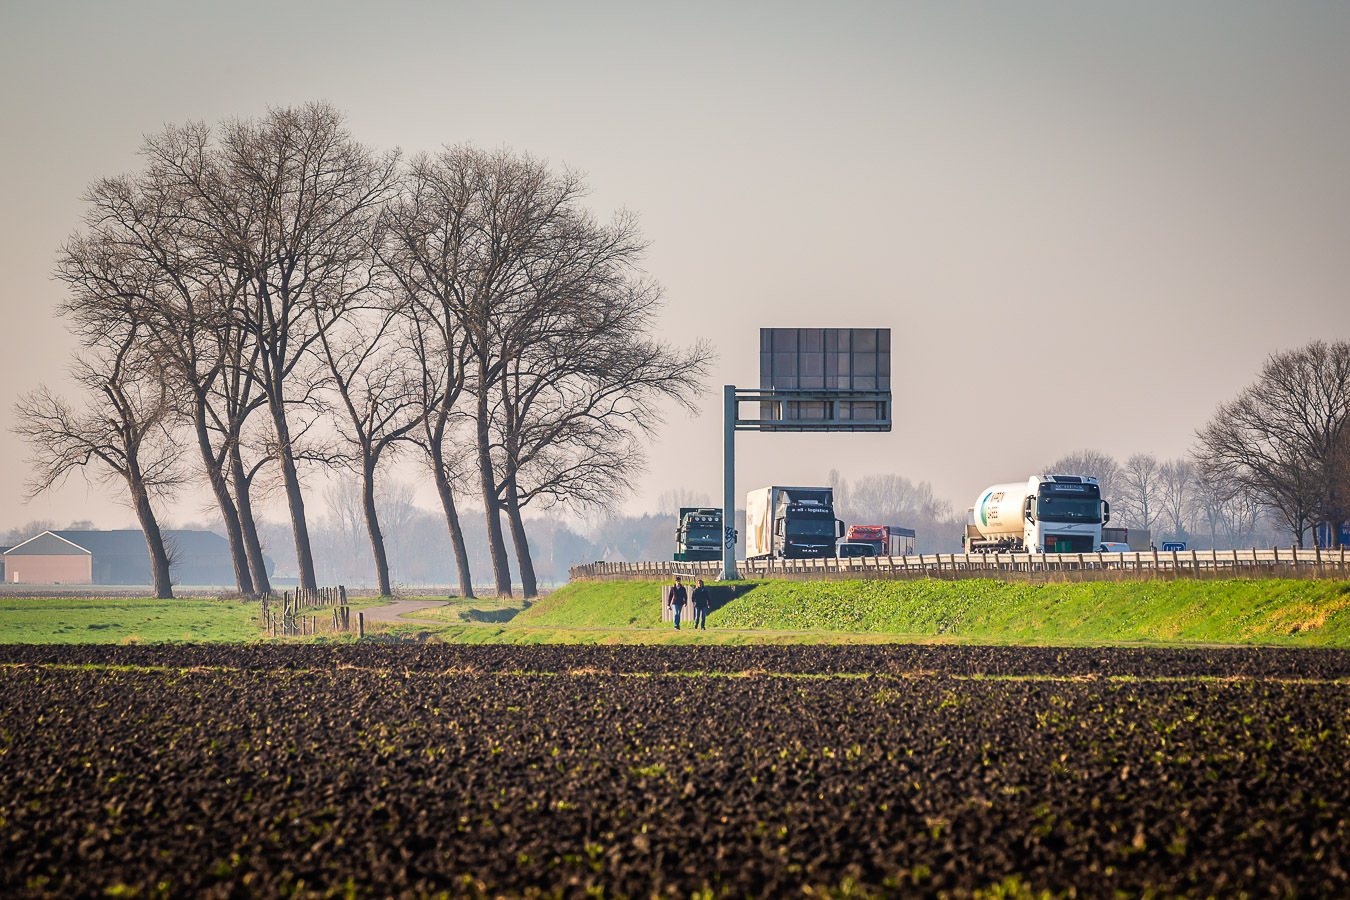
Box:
[844, 525, 916, 556]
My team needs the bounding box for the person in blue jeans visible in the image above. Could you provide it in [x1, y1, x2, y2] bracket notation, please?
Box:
[669, 576, 688, 629]
[691, 578, 710, 630]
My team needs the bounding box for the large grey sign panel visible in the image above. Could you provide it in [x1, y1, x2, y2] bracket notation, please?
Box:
[758, 328, 890, 423]
[760, 328, 891, 390]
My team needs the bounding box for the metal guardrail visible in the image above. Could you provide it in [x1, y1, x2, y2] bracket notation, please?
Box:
[570, 547, 1350, 582]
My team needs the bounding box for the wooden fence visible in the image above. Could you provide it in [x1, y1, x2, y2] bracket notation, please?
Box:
[261, 586, 353, 637]
[569, 547, 1350, 583]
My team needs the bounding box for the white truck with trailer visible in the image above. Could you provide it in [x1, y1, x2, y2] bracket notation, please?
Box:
[965, 475, 1111, 554]
[745, 486, 844, 560]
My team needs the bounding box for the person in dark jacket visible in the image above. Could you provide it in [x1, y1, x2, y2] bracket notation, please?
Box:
[669, 576, 688, 629]
[691, 578, 711, 630]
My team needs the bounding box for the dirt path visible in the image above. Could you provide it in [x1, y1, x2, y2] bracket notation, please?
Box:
[361, 599, 451, 623]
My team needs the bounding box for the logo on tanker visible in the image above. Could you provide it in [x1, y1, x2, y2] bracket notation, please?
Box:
[979, 491, 1005, 527]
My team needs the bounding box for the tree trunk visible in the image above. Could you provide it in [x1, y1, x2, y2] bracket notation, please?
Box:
[230, 443, 272, 595]
[475, 390, 513, 597]
[270, 400, 318, 591]
[361, 458, 393, 597]
[192, 397, 253, 595]
[127, 475, 173, 600]
[429, 445, 474, 599]
[502, 475, 538, 599]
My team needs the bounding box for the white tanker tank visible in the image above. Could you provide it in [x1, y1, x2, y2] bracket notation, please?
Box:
[965, 475, 1110, 554]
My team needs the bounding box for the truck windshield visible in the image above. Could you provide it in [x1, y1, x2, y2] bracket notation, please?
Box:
[787, 519, 835, 537]
[686, 528, 719, 541]
[1036, 494, 1102, 523]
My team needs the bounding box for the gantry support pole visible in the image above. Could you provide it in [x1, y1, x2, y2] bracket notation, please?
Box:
[721, 384, 739, 581]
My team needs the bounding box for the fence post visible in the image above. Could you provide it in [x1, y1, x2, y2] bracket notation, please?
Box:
[358, 611, 365, 638]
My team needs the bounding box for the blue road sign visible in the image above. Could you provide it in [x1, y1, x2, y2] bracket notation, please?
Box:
[1161, 542, 1186, 552]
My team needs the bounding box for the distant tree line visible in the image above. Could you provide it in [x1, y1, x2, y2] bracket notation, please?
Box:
[1044, 341, 1350, 550]
[827, 471, 964, 553]
[13, 103, 711, 599]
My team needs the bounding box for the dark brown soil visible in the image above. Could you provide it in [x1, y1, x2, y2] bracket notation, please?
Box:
[1, 644, 1347, 898]
[4, 641, 1350, 679]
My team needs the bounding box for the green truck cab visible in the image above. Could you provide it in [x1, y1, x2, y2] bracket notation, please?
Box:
[674, 507, 723, 561]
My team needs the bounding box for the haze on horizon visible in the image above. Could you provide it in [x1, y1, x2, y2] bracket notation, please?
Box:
[2, 1, 1349, 535]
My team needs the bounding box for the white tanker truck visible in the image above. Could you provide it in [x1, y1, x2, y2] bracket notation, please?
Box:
[965, 475, 1110, 554]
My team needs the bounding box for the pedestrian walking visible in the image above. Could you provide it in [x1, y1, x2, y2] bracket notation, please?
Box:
[669, 576, 688, 629]
[691, 578, 710, 630]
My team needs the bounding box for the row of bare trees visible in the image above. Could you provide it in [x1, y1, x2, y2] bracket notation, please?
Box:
[1044, 340, 1350, 549]
[827, 470, 964, 552]
[13, 103, 711, 599]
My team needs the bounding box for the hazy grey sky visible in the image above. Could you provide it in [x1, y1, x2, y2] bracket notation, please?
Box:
[3, 1, 1349, 531]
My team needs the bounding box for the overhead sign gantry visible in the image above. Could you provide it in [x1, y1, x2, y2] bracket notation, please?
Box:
[721, 328, 892, 580]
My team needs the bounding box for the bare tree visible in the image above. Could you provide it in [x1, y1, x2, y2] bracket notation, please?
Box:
[835, 473, 918, 524]
[143, 104, 399, 590]
[376, 478, 419, 586]
[830, 471, 962, 552]
[1196, 341, 1350, 547]
[65, 161, 266, 595]
[13, 330, 182, 598]
[1156, 457, 1196, 542]
[219, 347, 274, 594]
[827, 469, 851, 517]
[388, 254, 476, 599]
[318, 307, 421, 596]
[1045, 450, 1120, 505]
[381, 146, 515, 595]
[495, 323, 711, 597]
[382, 146, 712, 596]
[3, 521, 59, 546]
[1328, 431, 1350, 546]
[318, 479, 373, 585]
[1193, 464, 1265, 549]
[657, 489, 713, 516]
[1117, 453, 1162, 531]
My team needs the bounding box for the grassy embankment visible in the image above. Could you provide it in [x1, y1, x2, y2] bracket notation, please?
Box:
[0, 595, 388, 644]
[6, 579, 1350, 647]
[408, 577, 1350, 647]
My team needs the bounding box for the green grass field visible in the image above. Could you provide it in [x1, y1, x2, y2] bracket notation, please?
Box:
[407, 576, 1350, 647]
[5, 577, 1350, 646]
[0, 595, 391, 644]
[0, 596, 264, 643]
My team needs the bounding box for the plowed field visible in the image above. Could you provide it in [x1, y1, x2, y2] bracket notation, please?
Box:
[2, 644, 1347, 898]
